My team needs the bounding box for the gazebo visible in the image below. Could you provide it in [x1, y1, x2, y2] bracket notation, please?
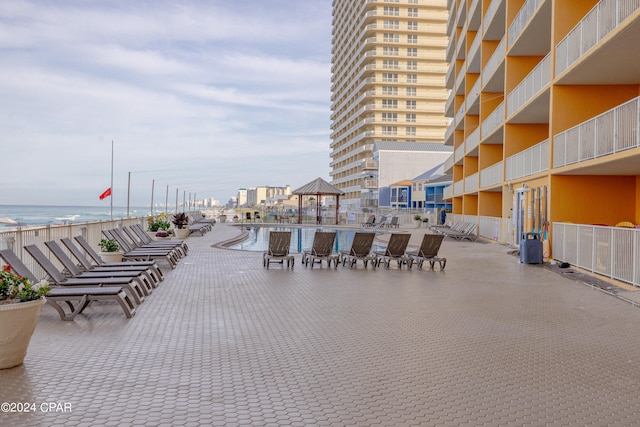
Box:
[291, 177, 344, 225]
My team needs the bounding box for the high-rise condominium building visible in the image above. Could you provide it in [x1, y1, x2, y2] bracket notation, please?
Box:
[445, 0, 640, 286]
[330, 0, 450, 209]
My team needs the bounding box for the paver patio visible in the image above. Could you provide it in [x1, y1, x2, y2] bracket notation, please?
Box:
[1, 223, 640, 426]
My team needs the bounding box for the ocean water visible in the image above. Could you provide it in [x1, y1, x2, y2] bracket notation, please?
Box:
[0, 205, 152, 229]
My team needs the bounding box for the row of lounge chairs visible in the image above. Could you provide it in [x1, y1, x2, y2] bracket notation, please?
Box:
[0, 224, 191, 321]
[264, 231, 446, 270]
[188, 213, 214, 236]
[360, 215, 400, 229]
[431, 221, 478, 241]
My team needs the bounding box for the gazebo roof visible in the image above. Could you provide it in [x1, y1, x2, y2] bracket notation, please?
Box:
[292, 177, 344, 196]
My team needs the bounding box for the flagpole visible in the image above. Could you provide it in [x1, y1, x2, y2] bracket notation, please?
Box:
[110, 141, 114, 221]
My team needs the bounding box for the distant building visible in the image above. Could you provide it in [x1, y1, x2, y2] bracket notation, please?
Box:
[410, 163, 451, 212]
[330, 0, 450, 209]
[245, 185, 291, 207]
[373, 142, 452, 208]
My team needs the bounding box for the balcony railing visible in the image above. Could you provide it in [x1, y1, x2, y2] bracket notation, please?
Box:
[553, 222, 640, 287]
[443, 153, 454, 172]
[362, 159, 379, 170]
[454, 143, 465, 164]
[453, 180, 464, 195]
[553, 96, 640, 168]
[443, 185, 453, 199]
[506, 53, 550, 117]
[482, 37, 505, 87]
[483, 0, 502, 37]
[465, 127, 480, 155]
[508, 0, 543, 49]
[480, 160, 504, 188]
[556, 0, 640, 75]
[481, 101, 504, 138]
[506, 139, 549, 180]
[363, 179, 379, 189]
[464, 173, 479, 193]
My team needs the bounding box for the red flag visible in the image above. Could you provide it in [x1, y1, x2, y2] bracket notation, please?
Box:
[99, 188, 112, 200]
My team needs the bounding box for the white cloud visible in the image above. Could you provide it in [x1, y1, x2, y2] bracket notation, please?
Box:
[0, 0, 332, 206]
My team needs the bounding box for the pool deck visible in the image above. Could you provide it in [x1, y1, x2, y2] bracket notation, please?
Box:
[2, 223, 640, 426]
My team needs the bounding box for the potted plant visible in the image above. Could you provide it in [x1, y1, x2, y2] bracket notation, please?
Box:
[98, 238, 123, 263]
[172, 212, 190, 239]
[422, 216, 430, 229]
[0, 265, 50, 369]
[147, 213, 171, 239]
[414, 214, 422, 228]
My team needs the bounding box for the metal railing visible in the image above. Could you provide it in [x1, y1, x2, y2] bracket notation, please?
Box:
[479, 216, 503, 241]
[464, 172, 479, 193]
[553, 96, 639, 168]
[556, 0, 640, 75]
[553, 222, 640, 287]
[481, 101, 504, 139]
[483, 0, 503, 37]
[508, 0, 543, 49]
[480, 160, 504, 188]
[465, 127, 480, 155]
[506, 53, 551, 117]
[0, 218, 144, 282]
[482, 37, 506, 89]
[506, 139, 549, 180]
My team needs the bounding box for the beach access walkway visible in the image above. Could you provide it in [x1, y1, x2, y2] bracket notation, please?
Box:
[2, 223, 640, 426]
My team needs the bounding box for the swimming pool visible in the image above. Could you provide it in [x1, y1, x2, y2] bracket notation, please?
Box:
[226, 226, 385, 253]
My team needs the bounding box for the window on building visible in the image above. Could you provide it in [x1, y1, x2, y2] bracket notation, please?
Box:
[406, 113, 416, 122]
[383, 99, 398, 109]
[383, 6, 400, 16]
[383, 33, 399, 43]
[407, 34, 418, 44]
[382, 112, 398, 122]
[382, 126, 398, 135]
[406, 100, 416, 109]
[383, 86, 398, 95]
[383, 20, 400, 29]
[408, 7, 418, 17]
[383, 46, 399, 56]
[407, 47, 418, 57]
[406, 126, 416, 136]
[407, 60, 418, 70]
[383, 59, 399, 69]
[382, 73, 398, 82]
[406, 74, 417, 83]
[408, 0, 418, 3]
[406, 87, 416, 96]
[408, 21, 418, 31]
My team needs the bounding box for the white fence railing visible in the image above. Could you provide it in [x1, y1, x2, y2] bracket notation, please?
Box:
[483, 0, 502, 36]
[481, 101, 505, 139]
[465, 127, 480, 155]
[443, 185, 453, 199]
[480, 160, 504, 188]
[506, 139, 549, 180]
[553, 222, 640, 287]
[482, 37, 506, 88]
[0, 218, 144, 282]
[454, 180, 464, 195]
[506, 53, 551, 117]
[508, 0, 543, 49]
[553, 96, 640, 168]
[556, 0, 640, 75]
[455, 143, 465, 164]
[465, 172, 479, 193]
[479, 216, 503, 241]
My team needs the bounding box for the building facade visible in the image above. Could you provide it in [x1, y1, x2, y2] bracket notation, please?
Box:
[445, 0, 640, 285]
[330, 0, 450, 209]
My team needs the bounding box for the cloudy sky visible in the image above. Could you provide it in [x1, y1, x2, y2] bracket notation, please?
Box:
[0, 0, 333, 207]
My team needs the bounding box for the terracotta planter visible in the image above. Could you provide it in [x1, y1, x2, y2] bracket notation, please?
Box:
[100, 251, 123, 263]
[0, 298, 46, 369]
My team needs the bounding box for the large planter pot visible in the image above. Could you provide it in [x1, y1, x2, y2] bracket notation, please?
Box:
[0, 298, 46, 369]
[414, 220, 422, 228]
[100, 251, 123, 263]
[219, 215, 227, 223]
[174, 227, 190, 239]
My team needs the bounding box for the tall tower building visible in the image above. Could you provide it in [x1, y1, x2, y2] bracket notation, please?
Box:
[330, 0, 450, 209]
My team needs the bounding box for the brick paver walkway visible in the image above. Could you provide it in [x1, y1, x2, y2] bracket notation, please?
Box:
[2, 223, 640, 426]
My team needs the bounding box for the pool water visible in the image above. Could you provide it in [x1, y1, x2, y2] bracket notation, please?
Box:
[226, 226, 385, 253]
